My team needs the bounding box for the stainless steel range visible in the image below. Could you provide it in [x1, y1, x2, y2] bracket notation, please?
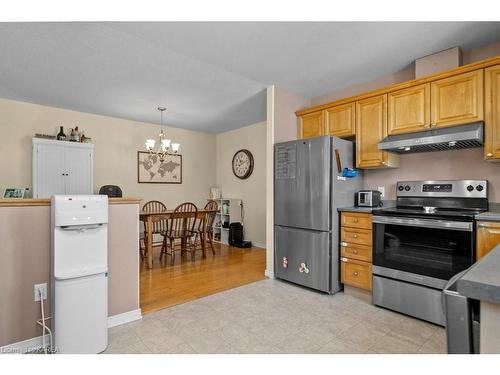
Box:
[372, 180, 488, 326]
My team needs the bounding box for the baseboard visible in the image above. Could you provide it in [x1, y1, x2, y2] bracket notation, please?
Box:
[252, 241, 266, 249]
[107, 308, 142, 328]
[264, 269, 275, 279]
[1, 308, 142, 353]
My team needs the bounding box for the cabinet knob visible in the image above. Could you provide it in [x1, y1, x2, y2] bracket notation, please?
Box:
[487, 152, 493, 157]
[353, 234, 358, 239]
[353, 218, 359, 223]
[353, 250, 358, 254]
[353, 271, 358, 276]
[381, 161, 386, 165]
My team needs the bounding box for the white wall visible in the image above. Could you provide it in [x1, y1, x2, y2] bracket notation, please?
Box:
[0, 98, 216, 208]
[215, 121, 267, 247]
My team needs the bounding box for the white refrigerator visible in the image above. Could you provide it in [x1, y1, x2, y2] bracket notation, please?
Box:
[51, 195, 108, 354]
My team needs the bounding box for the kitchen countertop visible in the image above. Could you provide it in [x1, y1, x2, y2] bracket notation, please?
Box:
[476, 203, 500, 222]
[338, 201, 395, 213]
[457, 243, 500, 304]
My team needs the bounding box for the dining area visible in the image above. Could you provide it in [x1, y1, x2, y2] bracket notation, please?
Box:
[138, 198, 266, 314]
[139, 200, 219, 269]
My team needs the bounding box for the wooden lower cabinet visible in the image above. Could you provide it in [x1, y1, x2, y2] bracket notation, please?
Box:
[341, 242, 372, 263]
[341, 211, 372, 230]
[341, 257, 372, 291]
[477, 221, 500, 259]
[340, 212, 373, 291]
[485, 64, 500, 160]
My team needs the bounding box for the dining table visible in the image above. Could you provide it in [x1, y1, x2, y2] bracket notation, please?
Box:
[139, 209, 219, 269]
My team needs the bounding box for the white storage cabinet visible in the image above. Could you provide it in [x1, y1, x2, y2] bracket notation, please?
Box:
[32, 138, 94, 198]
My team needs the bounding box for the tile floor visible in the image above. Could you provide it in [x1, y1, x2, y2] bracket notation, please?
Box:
[105, 279, 446, 354]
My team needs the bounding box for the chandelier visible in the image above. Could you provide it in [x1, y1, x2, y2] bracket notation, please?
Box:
[145, 107, 180, 162]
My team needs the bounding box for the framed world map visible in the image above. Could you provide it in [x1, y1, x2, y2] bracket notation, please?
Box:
[137, 151, 182, 184]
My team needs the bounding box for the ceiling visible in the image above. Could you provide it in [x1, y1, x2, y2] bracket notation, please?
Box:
[1, 22, 500, 133]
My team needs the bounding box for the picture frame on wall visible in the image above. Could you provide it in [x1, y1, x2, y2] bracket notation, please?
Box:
[137, 151, 182, 184]
[3, 188, 26, 199]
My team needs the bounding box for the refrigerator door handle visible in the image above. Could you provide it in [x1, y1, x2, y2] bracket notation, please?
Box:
[334, 148, 342, 174]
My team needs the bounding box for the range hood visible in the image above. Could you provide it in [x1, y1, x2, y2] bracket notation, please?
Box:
[378, 122, 484, 154]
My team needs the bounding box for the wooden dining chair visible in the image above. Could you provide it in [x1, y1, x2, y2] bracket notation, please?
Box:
[160, 202, 198, 265]
[193, 200, 219, 255]
[140, 200, 167, 261]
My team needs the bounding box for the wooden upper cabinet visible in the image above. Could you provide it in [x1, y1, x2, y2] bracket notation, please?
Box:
[388, 83, 431, 135]
[476, 221, 500, 260]
[325, 102, 355, 138]
[298, 111, 325, 139]
[485, 64, 500, 160]
[355, 94, 399, 168]
[431, 70, 484, 128]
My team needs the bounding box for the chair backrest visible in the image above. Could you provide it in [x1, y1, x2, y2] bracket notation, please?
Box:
[169, 202, 198, 235]
[142, 200, 167, 234]
[200, 200, 219, 231]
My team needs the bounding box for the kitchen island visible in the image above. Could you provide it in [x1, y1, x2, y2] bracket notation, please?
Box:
[0, 197, 141, 349]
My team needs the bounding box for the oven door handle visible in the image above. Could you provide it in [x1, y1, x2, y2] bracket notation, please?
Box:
[372, 216, 473, 231]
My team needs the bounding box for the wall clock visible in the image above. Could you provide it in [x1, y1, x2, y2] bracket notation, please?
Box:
[232, 149, 254, 179]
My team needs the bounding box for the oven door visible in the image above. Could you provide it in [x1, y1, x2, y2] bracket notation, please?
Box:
[372, 216, 475, 282]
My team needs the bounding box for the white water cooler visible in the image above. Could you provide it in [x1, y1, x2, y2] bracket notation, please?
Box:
[51, 195, 108, 353]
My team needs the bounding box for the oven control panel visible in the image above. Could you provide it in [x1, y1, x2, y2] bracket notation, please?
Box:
[396, 180, 487, 198]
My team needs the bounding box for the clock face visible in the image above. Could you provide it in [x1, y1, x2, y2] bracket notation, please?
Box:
[232, 149, 254, 179]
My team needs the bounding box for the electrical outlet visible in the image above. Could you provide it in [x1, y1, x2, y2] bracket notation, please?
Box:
[378, 186, 385, 198]
[34, 283, 47, 302]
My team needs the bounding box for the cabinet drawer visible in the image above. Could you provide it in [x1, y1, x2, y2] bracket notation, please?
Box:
[341, 227, 372, 246]
[341, 258, 372, 291]
[341, 212, 372, 230]
[340, 242, 372, 262]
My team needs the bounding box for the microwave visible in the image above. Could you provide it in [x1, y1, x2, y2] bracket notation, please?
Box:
[356, 190, 382, 207]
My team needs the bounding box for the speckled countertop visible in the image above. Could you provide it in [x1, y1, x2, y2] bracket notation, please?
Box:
[337, 201, 395, 213]
[458, 244, 500, 304]
[475, 203, 500, 222]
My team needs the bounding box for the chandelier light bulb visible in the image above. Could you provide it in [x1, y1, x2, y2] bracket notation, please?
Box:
[171, 143, 180, 153]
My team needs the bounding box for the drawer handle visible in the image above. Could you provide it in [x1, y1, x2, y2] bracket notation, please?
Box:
[353, 234, 358, 239]
[353, 271, 358, 276]
[353, 218, 359, 223]
[487, 152, 493, 157]
[353, 250, 358, 254]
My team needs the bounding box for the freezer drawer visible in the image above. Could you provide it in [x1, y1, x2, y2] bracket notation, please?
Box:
[54, 273, 108, 353]
[275, 226, 330, 292]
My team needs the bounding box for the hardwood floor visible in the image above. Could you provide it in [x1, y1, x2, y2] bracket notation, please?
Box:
[140, 242, 266, 314]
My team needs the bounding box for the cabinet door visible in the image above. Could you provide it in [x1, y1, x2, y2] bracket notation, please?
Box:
[485, 64, 500, 160]
[355, 94, 399, 168]
[388, 83, 431, 135]
[325, 102, 355, 137]
[298, 111, 325, 139]
[33, 144, 66, 198]
[64, 147, 93, 195]
[477, 221, 500, 260]
[431, 70, 484, 128]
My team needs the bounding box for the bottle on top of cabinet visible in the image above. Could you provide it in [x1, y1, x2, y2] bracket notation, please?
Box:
[57, 126, 66, 141]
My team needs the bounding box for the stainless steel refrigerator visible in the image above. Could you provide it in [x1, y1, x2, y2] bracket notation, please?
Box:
[274, 136, 362, 293]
